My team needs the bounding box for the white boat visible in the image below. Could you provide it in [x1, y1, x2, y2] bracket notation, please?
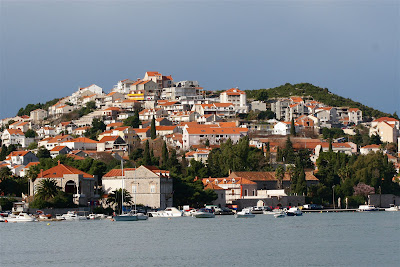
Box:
[114, 212, 138, 221]
[357, 205, 379, 212]
[148, 207, 183, 217]
[263, 209, 284, 215]
[0, 215, 6, 222]
[61, 211, 87, 220]
[135, 212, 148, 220]
[235, 208, 255, 218]
[384, 204, 399, 212]
[274, 211, 286, 218]
[6, 213, 37, 222]
[193, 208, 215, 218]
[286, 207, 302, 216]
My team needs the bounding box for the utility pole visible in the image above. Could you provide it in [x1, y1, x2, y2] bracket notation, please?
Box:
[332, 185, 336, 209]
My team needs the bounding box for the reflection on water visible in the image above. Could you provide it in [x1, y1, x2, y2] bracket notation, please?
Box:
[1, 212, 399, 266]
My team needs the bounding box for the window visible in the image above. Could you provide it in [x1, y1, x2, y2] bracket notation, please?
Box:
[150, 185, 155, 193]
[244, 189, 248, 196]
[132, 185, 137, 193]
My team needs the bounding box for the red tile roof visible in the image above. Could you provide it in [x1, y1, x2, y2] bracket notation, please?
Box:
[37, 163, 93, 179]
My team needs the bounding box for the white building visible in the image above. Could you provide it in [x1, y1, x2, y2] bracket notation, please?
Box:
[220, 88, 248, 113]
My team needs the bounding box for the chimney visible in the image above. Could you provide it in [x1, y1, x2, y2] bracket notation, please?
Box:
[58, 160, 60, 165]
[40, 169, 43, 178]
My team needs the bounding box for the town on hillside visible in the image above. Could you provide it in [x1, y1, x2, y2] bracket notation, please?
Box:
[0, 71, 399, 214]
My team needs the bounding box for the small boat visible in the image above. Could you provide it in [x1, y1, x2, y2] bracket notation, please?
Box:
[286, 207, 302, 216]
[148, 207, 183, 217]
[264, 209, 284, 215]
[135, 212, 149, 220]
[193, 208, 215, 218]
[235, 208, 255, 218]
[214, 207, 234, 215]
[55, 214, 66, 220]
[274, 211, 285, 218]
[384, 204, 399, 212]
[6, 213, 37, 222]
[357, 205, 378, 212]
[0, 215, 6, 222]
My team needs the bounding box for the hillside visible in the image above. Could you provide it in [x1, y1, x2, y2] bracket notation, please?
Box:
[245, 83, 397, 120]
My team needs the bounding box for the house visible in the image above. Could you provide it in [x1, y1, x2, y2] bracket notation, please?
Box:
[129, 79, 159, 101]
[40, 134, 74, 150]
[164, 133, 184, 151]
[55, 105, 74, 118]
[155, 126, 178, 137]
[5, 151, 39, 166]
[9, 121, 31, 132]
[19, 162, 41, 177]
[271, 98, 291, 120]
[56, 121, 77, 134]
[314, 142, 353, 156]
[369, 117, 399, 143]
[360, 144, 381, 155]
[170, 111, 199, 123]
[202, 177, 257, 204]
[97, 136, 127, 152]
[143, 71, 174, 90]
[161, 80, 203, 101]
[36, 126, 56, 139]
[273, 121, 300, 135]
[185, 148, 212, 165]
[1, 129, 34, 148]
[315, 107, 338, 127]
[348, 108, 363, 124]
[192, 103, 235, 118]
[98, 126, 136, 145]
[102, 165, 173, 209]
[61, 137, 98, 151]
[197, 114, 221, 124]
[72, 126, 90, 137]
[182, 125, 248, 150]
[132, 127, 151, 140]
[139, 108, 168, 121]
[219, 88, 248, 113]
[104, 91, 125, 104]
[50, 146, 71, 158]
[113, 79, 137, 94]
[102, 107, 121, 120]
[31, 162, 97, 206]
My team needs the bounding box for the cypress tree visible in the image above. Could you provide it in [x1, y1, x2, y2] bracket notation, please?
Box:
[290, 118, 296, 136]
[150, 116, 156, 139]
[161, 141, 169, 167]
[143, 140, 151, 165]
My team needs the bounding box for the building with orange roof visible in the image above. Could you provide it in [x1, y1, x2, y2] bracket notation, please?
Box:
[19, 161, 41, 177]
[50, 146, 71, 158]
[138, 108, 168, 121]
[315, 107, 338, 127]
[360, 144, 382, 155]
[97, 136, 127, 152]
[369, 117, 399, 143]
[102, 165, 173, 209]
[9, 121, 31, 132]
[31, 162, 96, 206]
[220, 88, 248, 113]
[5, 150, 38, 166]
[185, 147, 213, 164]
[196, 114, 221, 124]
[98, 126, 136, 145]
[113, 79, 136, 94]
[314, 142, 354, 156]
[40, 134, 74, 150]
[1, 129, 34, 148]
[182, 125, 248, 150]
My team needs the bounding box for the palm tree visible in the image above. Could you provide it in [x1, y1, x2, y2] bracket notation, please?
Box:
[35, 179, 61, 201]
[106, 188, 132, 214]
[275, 165, 285, 189]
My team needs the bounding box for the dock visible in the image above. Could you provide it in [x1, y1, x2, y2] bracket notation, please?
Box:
[302, 208, 385, 213]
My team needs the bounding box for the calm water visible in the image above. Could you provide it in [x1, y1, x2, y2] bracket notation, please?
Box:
[1, 212, 399, 267]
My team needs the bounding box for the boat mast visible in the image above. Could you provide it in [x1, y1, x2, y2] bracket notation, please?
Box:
[121, 159, 124, 215]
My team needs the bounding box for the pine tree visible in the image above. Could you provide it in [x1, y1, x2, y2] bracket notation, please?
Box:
[161, 141, 169, 168]
[150, 116, 156, 139]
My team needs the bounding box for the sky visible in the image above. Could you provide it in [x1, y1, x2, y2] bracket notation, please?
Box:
[1, 0, 399, 119]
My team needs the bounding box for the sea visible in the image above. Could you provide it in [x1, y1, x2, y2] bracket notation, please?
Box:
[1, 211, 399, 267]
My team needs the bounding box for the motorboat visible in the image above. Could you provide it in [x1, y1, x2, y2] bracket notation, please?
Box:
[286, 207, 302, 216]
[0, 215, 6, 222]
[214, 207, 234, 215]
[61, 211, 87, 220]
[114, 212, 138, 221]
[235, 208, 255, 218]
[384, 204, 399, 212]
[183, 208, 197, 217]
[148, 207, 183, 217]
[264, 208, 284, 215]
[193, 208, 215, 218]
[55, 214, 66, 220]
[6, 213, 37, 222]
[274, 211, 286, 218]
[357, 205, 379, 212]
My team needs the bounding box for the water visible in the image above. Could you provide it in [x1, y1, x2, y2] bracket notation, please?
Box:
[1, 212, 399, 266]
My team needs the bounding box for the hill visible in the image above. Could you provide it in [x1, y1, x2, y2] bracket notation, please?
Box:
[245, 83, 397, 120]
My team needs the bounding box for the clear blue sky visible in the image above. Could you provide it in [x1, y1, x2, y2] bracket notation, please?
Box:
[1, 0, 399, 118]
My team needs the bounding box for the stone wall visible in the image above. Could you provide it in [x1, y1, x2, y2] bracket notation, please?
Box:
[368, 194, 400, 208]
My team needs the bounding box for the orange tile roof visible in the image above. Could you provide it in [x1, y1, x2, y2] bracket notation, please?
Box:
[6, 129, 24, 135]
[291, 96, 303, 103]
[156, 126, 177, 131]
[98, 136, 121, 143]
[146, 71, 161, 76]
[65, 137, 98, 143]
[51, 146, 68, 152]
[66, 154, 85, 160]
[223, 88, 245, 95]
[133, 127, 150, 133]
[204, 183, 226, 190]
[107, 122, 124, 128]
[37, 163, 93, 179]
[361, 144, 381, 149]
[7, 151, 30, 158]
[23, 162, 40, 169]
[348, 108, 360, 112]
[320, 142, 351, 149]
[186, 127, 247, 135]
[373, 117, 399, 122]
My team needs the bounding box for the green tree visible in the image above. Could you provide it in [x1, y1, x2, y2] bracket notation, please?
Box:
[369, 134, 382, 145]
[143, 140, 151, 165]
[275, 166, 285, 189]
[124, 109, 141, 128]
[24, 129, 36, 138]
[35, 179, 61, 201]
[37, 146, 51, 159]
[106, 188, 132, 214]
[161, 141, 169, 168]
[290, 118, 296, 136]
[150, 116, 156, 139]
